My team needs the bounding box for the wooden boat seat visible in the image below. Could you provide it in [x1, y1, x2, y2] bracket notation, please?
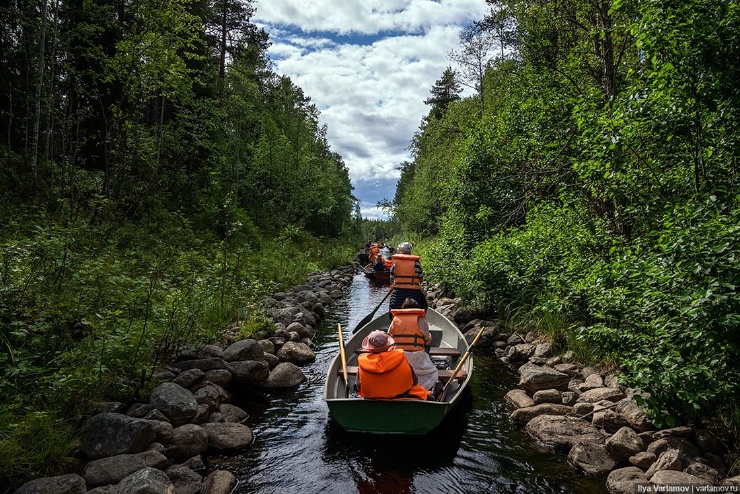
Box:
[355, 347, 461, 358]
[340, 366, 467, 383]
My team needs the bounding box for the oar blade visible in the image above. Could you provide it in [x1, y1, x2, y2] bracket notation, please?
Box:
[352, 313, 374, 334]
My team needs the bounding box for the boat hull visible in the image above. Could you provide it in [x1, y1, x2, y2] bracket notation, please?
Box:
[324, 308, 472, 435]
[326, 397, 458, 435]
[362, 263, 390, 282]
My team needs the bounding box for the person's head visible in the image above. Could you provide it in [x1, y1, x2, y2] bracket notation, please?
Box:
[361, 330, 395, 353]
[401, 298, 419, 309]
[397, 242, 412, 254]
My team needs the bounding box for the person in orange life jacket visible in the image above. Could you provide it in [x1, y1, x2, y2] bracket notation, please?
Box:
[368, 243, 380, 264]
[387, 298, 439, 391]
[356, 330, 431, 401]
[389, 242, 427, 314]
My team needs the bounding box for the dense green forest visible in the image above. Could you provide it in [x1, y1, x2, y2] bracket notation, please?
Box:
[394, 0, 739, 431]
[0, 0, 365, 486]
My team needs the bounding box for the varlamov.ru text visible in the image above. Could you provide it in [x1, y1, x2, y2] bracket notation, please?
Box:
[636, 485, 738, 493]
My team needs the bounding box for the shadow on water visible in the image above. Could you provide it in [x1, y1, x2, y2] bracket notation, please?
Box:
[206, 273, 609, 493]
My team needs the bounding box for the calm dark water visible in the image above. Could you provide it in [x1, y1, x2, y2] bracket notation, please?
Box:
[207, 273, 608, 494]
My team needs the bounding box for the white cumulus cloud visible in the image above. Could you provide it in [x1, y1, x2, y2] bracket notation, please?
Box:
[253, 0, 489, 219]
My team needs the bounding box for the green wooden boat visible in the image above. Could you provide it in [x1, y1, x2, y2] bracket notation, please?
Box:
[324, 308, 472, 435]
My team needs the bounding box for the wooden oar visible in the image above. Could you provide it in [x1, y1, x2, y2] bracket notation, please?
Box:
[440, 326, 486, 401]
[338, 323, 350, 398]
[352, 286, 393, 333]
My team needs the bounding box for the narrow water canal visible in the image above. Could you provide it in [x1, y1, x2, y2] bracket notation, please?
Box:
[207, 273, 609, 493]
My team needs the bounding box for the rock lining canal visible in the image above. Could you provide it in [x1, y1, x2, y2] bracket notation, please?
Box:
[208, 273, 607, 493]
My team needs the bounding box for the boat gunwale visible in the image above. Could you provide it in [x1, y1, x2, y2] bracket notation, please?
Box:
[323, 308, 472, 433]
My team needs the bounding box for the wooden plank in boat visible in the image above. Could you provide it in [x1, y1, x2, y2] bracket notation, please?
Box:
[339, 366, 467, 382]
[355, 347, 461, 358]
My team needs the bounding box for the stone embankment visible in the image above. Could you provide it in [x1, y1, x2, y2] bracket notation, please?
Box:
[15, 266, 355, 494]
[429, 289, 740, 494]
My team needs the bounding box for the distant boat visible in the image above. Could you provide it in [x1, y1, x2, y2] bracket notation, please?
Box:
[362, 263, 391, 283]
[324, 308, 472, 435]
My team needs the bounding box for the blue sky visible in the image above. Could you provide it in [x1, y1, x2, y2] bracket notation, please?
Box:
[253, 0, 489, 220]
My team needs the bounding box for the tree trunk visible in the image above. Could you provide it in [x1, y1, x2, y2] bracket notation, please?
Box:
[219, 0, 227, 100]
[31, 0, 50, 187]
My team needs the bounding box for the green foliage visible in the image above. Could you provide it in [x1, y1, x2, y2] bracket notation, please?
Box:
[0, 0, 358, 484]
[0, 206, 357, 486]
[576, 198, 740, 426]
[419, 0, 740, 429]
[394, 97, 480, 235]
[0, 407, 76, 488]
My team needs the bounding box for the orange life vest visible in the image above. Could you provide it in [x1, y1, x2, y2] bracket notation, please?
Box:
[368, 245, 380, 263]
[388, 308, 427, 352]
[384, 258, 393, 269]
[357, 349, 429, 400]
[392, 254, 421, 289]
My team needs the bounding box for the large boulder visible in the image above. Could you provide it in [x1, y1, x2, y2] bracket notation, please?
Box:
[510, 403, 572, 426]
[216, 403, 248, 423]
[165, 464, 202, 494]
[629, 451, 657, 469]
[504, 389, 535, 409]
[201, 422, 254, 452]
[645, 449, 686, 479]
[80, 413, 156, 460]
[646, 436, 701, 459]
[165, 424, 209, 461]
[605, 426, 645, 463]
[147, 420, 174, 444]
[286, 321, 313, 339]
[567, 442, 616, 475]
[205, 369, 233, 388]
[517, 363, 570, 393]
[261, 362, 306, 389]
[223, 339, 264, 362]
[685, 461, 722, 485]
[577, 387, 626, 403]
[195, 344, 224, 359]
[149, 383, 199, 426]
[276, 341, 316, 365]
[193, 382, 230, 413]
[257, 339, 275, 355]
[614, 398, 654, 432]
[525, 415, 604, 453]
[606, 466, 649, 494]
[116, 467, 174, 494]
[171, 369, 206, 390]
[600, 409, 632, 434]
[202, 471, 237, 494]
[83, 450, 169, 487]
[649, 470, 706, 486]
[15, 474, 86, 494]
[532, 389, 562, 405]
[576, 373, 604, 392]
[229, 360, 270, 384]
